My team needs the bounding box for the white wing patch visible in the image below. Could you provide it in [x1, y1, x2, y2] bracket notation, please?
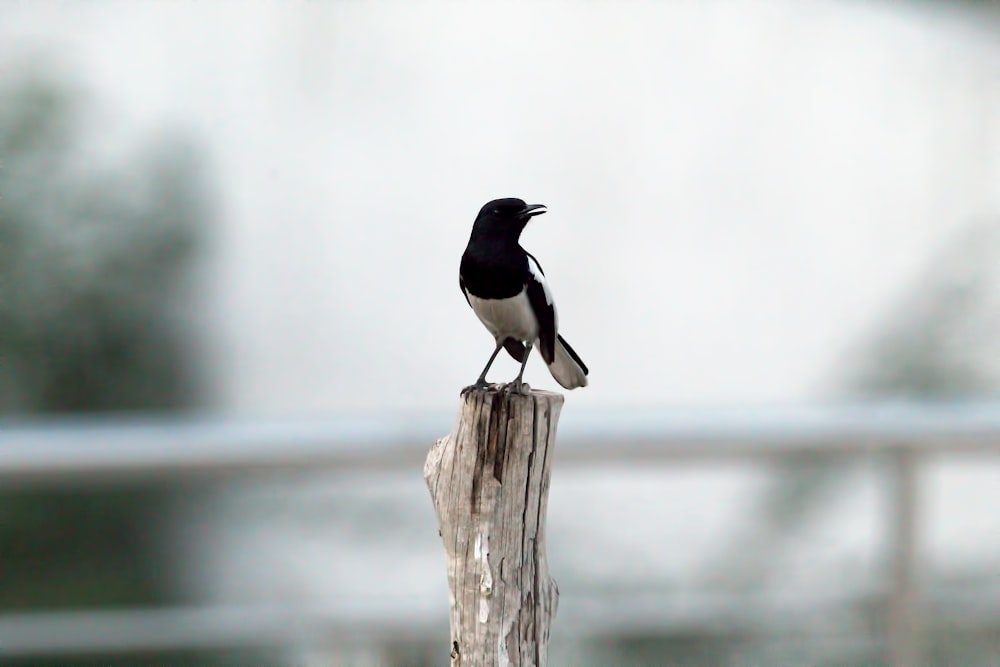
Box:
[526, 255, 553, 306]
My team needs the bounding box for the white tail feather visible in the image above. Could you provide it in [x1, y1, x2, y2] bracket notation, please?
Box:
[542, 337, 588, 389]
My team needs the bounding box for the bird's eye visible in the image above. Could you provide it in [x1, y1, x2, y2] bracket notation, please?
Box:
[493, 208, 501, 215]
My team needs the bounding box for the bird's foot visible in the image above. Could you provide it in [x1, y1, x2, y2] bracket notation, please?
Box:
[502, 380, 531, 396]
[461, 379, 495, 396]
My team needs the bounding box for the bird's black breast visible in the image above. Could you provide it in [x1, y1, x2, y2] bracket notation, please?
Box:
[460, 244, 529, 300]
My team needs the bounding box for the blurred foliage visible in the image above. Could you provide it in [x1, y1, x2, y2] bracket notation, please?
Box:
[8, 648, 289, 667]
[701, 219, 1000, 666]
[565, 634, 749, 667]
[845, 221, 1000, 398]
[704, 220, 1000, 574]
[0, 63, 214, 665]
[0, 70, 206, 413]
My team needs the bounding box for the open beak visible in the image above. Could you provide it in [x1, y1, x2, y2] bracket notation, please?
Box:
[520, 204, 547, 219]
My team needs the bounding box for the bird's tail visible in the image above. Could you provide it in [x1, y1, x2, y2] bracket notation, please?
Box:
[545, 334, 589, 390]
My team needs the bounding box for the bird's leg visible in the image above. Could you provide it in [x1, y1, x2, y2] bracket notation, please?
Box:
[463, 340, 504, 393]
[506, 340, 533, 395]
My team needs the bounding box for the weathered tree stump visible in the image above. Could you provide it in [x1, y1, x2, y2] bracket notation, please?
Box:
[424, 387, 563, 666]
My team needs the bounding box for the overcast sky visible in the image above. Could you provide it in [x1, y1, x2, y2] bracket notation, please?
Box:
[4, 0, 999, 416]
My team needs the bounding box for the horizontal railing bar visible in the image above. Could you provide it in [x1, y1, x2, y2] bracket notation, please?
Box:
[1, 588, 998, 657]
[2, 402, 1000, 484]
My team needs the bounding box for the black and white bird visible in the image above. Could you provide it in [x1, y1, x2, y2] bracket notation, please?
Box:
[459, 198, 589, 392]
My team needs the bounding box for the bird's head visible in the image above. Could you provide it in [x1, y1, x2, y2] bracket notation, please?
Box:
[473, 198, 547, 236]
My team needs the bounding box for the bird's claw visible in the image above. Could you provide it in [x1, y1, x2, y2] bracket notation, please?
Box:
[461, 379, 494, 396]
[461, 380, 530, 396]
[502, 380, 531, 396]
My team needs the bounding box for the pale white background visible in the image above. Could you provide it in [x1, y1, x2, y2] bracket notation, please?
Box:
[5, 0, 999, 416]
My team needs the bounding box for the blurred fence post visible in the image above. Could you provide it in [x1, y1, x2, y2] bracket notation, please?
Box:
[886, 448, 921, 667]
[424, 388, 562, 666]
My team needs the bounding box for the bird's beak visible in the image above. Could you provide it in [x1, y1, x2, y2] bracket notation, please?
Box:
[521, 204, 547, 219]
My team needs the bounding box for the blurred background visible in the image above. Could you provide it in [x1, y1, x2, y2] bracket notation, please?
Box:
[1, 0, 999, 665]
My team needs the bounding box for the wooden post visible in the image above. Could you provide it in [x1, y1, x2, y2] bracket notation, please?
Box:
[424, 387, 563, 666]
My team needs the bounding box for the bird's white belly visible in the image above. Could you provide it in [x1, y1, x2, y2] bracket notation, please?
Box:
[468, 290, 538, 342]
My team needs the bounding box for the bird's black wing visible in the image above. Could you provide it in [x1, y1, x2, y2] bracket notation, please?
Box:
[524, 252, 556, 364]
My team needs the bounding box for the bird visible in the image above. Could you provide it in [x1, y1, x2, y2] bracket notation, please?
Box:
[459, 197, 589, 393]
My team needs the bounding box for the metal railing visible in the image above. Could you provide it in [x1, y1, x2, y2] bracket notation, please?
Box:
[3, 401, 1000, 665]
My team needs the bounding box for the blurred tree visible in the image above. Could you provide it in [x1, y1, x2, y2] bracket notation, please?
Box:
[0, 61, 213, 663]
[0, 71, 206, 413]
[700, 220, 1000, 665]
[843, 222, 1000, 398]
